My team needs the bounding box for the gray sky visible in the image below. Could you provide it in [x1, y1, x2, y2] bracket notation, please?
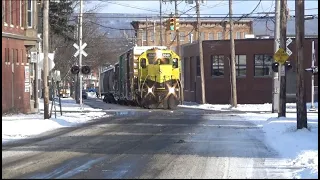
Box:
[85, 0, 318, 16]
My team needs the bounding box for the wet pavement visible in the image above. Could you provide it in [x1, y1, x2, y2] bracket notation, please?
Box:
[2, 98, 295, 179]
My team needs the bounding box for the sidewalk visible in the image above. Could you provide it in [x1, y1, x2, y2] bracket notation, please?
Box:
[2, 97, 110, 144]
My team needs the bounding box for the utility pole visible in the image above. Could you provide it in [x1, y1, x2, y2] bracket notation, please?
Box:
[160, 0, 163, 46]
[79, 0, 83, 106]
[272, 0, 281, 113]
[195, 0, 206, 104]
[295, 0, 307, 129]
[278, 0, 287, 117]
[98, 66, 101, 98]
[229, 0, 237, 107]
[175, 0, 180, 55]
[153, 20, 156, 46]
[145, 17, 148, 46]
[43, 0, 50, 119]
[310, 41, 316, 111]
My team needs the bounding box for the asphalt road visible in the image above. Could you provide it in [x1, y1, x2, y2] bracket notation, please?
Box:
[2, 98, 295, 179]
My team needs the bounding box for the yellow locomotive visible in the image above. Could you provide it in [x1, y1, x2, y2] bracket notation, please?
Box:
[138, 48, 181, 109]
[101, 46, 181, 109]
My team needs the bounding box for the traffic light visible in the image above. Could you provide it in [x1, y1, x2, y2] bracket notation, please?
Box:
[305, 66, 318, 75]
[284, 61, 292, 71]
[169, 18, 175, 31]
[71, 65, 80, 74]
[175, 18, 179, 30]
[271, 62, 279, 72]
[81, 65, 91, 75]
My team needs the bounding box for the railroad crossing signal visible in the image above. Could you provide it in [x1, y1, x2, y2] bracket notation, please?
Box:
[73, 43, 88, 57]
[274, 48, 289, 64]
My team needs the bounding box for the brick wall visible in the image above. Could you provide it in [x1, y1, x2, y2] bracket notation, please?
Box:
[2, 37, 30, 114]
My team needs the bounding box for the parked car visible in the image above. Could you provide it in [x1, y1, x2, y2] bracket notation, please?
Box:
[82, 90, 88, 99]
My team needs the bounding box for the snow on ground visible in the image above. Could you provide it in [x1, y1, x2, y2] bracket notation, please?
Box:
[185, 101, 318, 178]
[180, 102, 318, 113]
[38, 97, 103, 112]
[2, 97, 110, 144]
[239, 112, 318, 179]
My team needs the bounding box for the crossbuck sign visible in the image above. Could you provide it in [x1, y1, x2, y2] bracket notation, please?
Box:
[276, 38, 292, 56]
[73, 43, 88, 57]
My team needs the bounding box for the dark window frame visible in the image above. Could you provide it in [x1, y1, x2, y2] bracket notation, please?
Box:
[235, 55, 247, 77]
[254, 54, 273, 77]
[211, 55, 224, 77]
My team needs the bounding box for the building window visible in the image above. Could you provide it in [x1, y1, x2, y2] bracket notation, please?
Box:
[236, 32, 241, 39]
[27, 0, 33, 28]
[211, 55, 224, 77]
[235, 55, 246, 77]
[150, 31, 154, 41]
[180, 32, 185, 41]
[142, 31, 147, 41]
[5, 48, 8, 62]
[200, 32, 205, 40]
[242, 32, 246, 39]
[3, 0, 6, 24]
[208, 33, 214, 40]
[217, 32, 223, 40]
[14, 49, 18, 63]
[9, 0, 13, 25]
[21, 49, 24, 63]
[19, 0, 22, 27]
[254, 54, 273, 77]
[11, 49, 14, 63]
[196, 56, 200, 76]
[171, 32, 175, 41]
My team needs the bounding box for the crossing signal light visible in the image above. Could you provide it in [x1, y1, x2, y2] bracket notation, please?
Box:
[169, 18, 175, 31]
[71, 65, 80, 74]
[81, 65, 91, 75]
[284, 61, 292, 71]
[271, 62, 279, 72]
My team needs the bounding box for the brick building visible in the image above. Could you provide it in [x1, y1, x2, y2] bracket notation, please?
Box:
[2, 0, 40, 114]
[181, 38, 318, 104]
[131, 19, 253, 49]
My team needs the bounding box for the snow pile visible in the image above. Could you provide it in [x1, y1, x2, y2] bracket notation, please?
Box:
[180, 102, 318, 112]
[241, 113, 318, 179]
[39, 97, 103, 112]
[2, 98, 110, 144]
[292, 151, 318, 179]
[87, 92, 97, 98]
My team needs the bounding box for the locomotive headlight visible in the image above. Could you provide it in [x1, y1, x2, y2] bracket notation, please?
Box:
[148, 87, 153, 94]
[169, 87, 175, 94]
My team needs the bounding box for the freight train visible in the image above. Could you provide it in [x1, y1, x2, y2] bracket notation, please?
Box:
[100, 46, 181, 109]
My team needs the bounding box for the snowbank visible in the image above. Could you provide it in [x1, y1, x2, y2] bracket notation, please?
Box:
[180, 102, 318, 112]
[2, 98, 110, 144]
[240, 112, 318, 179]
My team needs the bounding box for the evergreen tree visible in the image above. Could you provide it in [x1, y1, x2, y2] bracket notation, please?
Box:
[49, 0, 76, 41]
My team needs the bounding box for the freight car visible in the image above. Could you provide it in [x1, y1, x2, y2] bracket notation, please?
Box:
[101, 46, 181, 109]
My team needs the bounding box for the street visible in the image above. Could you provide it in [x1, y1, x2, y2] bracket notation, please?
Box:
[2, 98, 295, 179]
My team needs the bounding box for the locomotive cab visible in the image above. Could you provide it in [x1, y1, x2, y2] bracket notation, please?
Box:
[138, 48, 181, 109]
